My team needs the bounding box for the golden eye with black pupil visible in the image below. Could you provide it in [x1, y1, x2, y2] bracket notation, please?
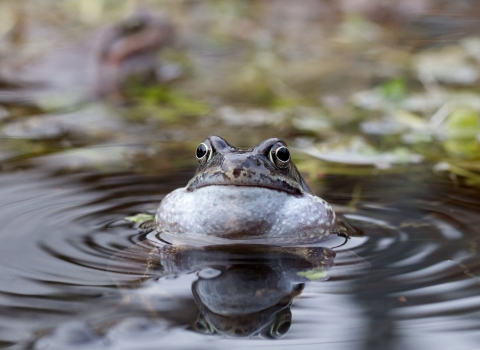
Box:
[196, 142, 211, 165]
[270, 145, 290, 169]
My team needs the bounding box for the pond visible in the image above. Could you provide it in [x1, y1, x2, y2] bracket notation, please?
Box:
[0, 1, 480, 349]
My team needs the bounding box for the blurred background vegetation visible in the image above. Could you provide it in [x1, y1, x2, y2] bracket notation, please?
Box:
[0, 0, 479, 188]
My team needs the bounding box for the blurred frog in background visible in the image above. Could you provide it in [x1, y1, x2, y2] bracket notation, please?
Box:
[0, 9, 175, 106]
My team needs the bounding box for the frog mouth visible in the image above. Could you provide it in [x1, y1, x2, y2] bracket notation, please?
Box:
[186, 173, 304, 195]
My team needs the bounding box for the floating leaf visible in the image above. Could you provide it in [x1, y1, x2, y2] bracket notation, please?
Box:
[125, 213, 155, 224]
[298, 136, 423, 169]
[297, 268, 327, 281]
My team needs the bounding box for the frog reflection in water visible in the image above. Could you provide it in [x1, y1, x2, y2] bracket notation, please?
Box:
[110, 242, 336, 338]
[191, 247, 335, 337]
[156, 136, 337, 244]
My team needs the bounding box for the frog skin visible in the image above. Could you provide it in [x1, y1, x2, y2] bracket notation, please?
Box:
[155, 136, 337, 244]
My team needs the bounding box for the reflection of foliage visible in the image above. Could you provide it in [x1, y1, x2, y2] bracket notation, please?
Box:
[125, 86, 210, 123]
[124, 213, 154, 224]
[297, 268, 327, 281]
[380, 78, 407, 101]
[1, 138, 51, 162]
[435, 162, 480, 188]
[221, 64, 301, 108]
[444, 108, 480, 159]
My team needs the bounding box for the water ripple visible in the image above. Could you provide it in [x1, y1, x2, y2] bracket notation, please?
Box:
[0, 169, 479, 349]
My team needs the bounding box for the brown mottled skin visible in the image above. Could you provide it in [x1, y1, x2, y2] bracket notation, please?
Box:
[187, 137, 311, 195]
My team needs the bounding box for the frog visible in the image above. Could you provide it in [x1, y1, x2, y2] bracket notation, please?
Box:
[90, 10, 175, 99]
[155, 136, 337, 244]
[0, 10, 174, 107]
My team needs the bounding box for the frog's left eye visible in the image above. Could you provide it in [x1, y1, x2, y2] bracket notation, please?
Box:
[270, 145, 290, 169]
[196, 142, 211, 165]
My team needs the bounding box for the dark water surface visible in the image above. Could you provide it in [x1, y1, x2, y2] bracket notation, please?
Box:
[1, 0, 480, 349]
[0, 163, 479, 350]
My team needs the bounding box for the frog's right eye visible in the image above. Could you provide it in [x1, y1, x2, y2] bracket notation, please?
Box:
[196, 142, 211, 165]
[269, 143, 290, 169]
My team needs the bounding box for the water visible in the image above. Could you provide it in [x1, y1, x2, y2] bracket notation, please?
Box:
[0, 162, 478, 349]
[1, 1, 480, 349]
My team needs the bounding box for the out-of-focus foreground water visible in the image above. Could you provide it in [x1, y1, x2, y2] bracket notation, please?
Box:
[0, 1, 480, 349]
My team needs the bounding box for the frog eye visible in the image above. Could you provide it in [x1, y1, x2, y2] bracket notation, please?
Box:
[270, 145, 290, 169]
[261, 308, 292, 339]
[193, 315, 215, 335]
[196, 142, 211, 165]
